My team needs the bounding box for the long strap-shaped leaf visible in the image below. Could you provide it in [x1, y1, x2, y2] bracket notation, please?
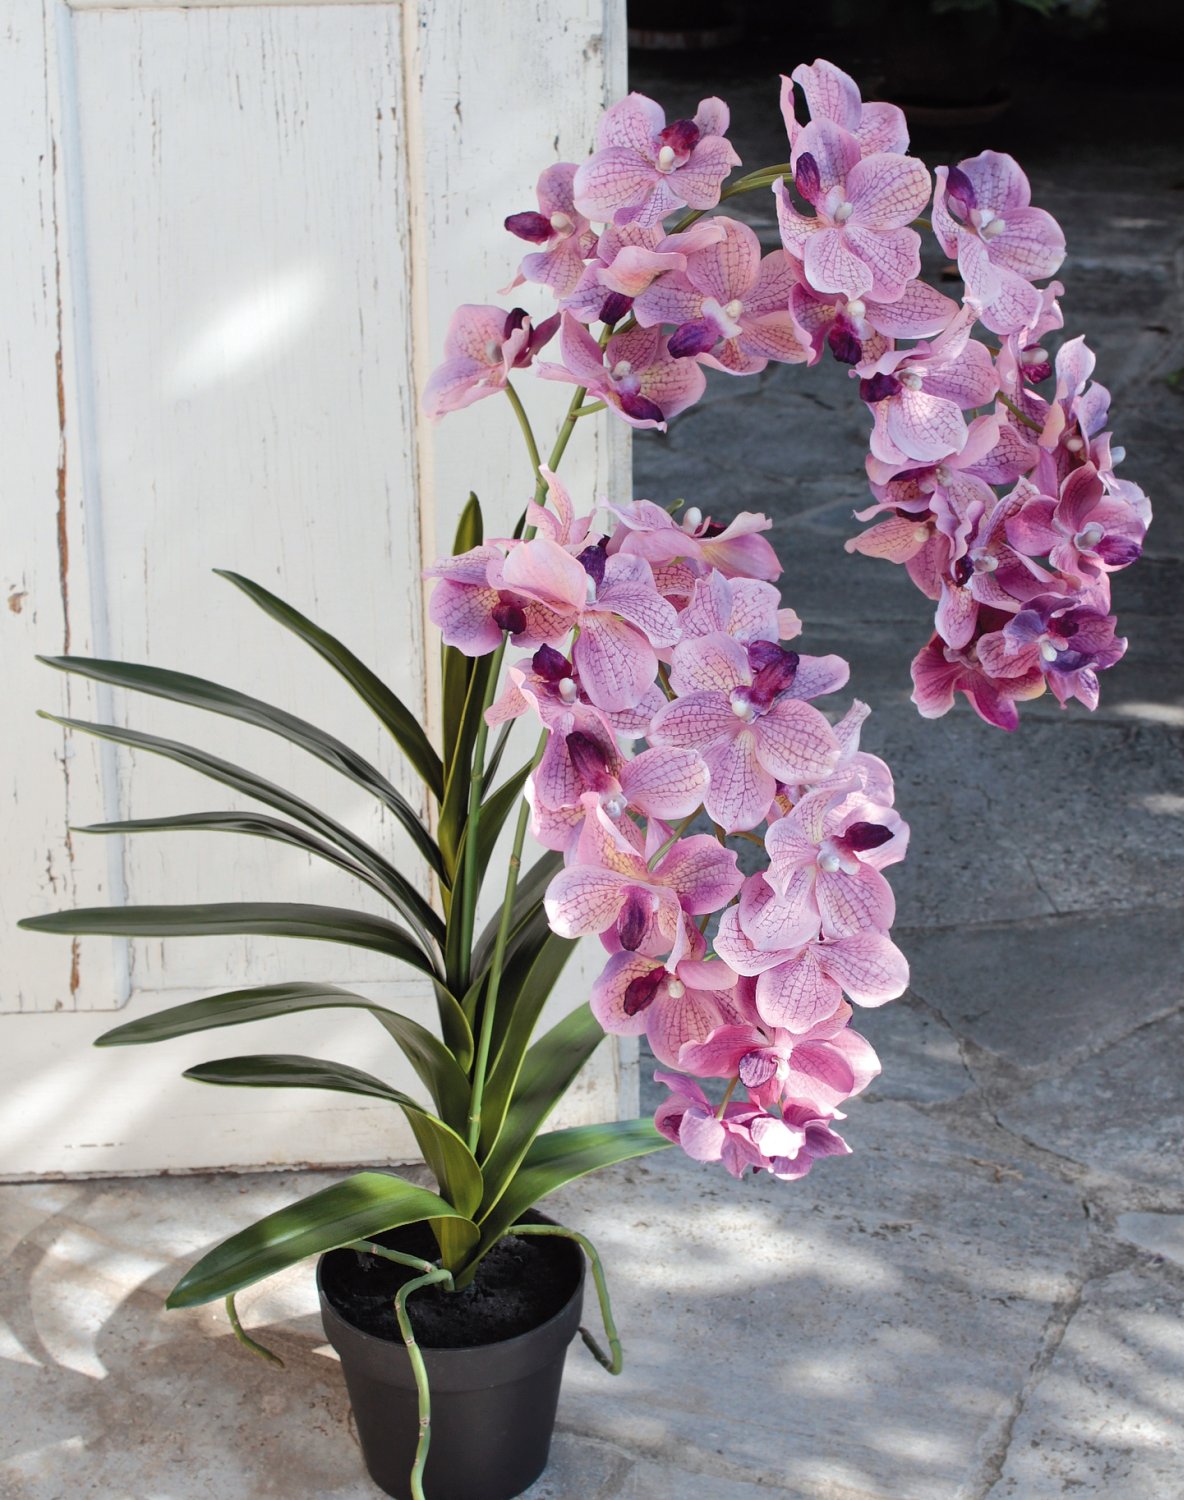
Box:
[20, 902, 436, 974]
[167, 1171, 473, 1307]
[185, 1055, 483, 1220]
[41, 711, 443, 959]
[37, 654, 445, 883]
[215, 571, 444, 804]
[478, 1003, 605, 1211]
[468, 1120, 673, 1282]
[76, 811, 407, 916]
[94, 981, 470, 1127]
[471, 849, 563, 979]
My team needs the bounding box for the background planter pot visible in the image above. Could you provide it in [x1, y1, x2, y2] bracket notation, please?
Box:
[317, 1225, 586, 1500]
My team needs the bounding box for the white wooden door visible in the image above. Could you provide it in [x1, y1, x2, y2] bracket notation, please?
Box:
[1, 0, 632, 1177]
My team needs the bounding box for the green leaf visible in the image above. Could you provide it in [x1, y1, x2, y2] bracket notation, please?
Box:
[443, 763, 532, 991]
[440, 495, 484, 783]
[40, 712, 443, 958]
[20, 902, 436, 975]
[437, 651, 493, 878]
[185, 1055, 483, 1219]
[471, 1120, 672, 1273]
[487, 909, 576, 1082]
[94, 980, 469, 1126]
[478, 1003, 604, 1210]
[432, 979, 475, 1074]
[215, 571, 444, 803]
[166, 1171, 472, 1307]
[37, 654, 445, 883]
[75, 811, 406, 915]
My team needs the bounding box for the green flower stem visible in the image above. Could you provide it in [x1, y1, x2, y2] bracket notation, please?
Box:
[572, 400, 607, 418]
[466, 730, 547, 1151]
[508, 1223, 623, 1374]
[344, 1240, 441, 1273]
[998, 391, 1044, 432]
[225, 1293, 285, 1367]
[457, 638, 508, 992]
[394, 1265, 456, 1500]
[716, 1075, 740, 1119]
[647, 809, 699, 871]
[504, 380, 543, 478]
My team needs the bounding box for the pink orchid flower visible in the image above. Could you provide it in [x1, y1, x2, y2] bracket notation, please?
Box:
[650, 635, 844, 832]
[763, 785, 906, 939]
[714, 886, 910, 1032]
[678, 568, 802, 647]
[536, 315, 705, 429]
[499, 535, 678, 712]
[633, 217, 810, 374]
[910, 631, 1045, 731]
[654, 1070, 852, 1180]
[774, 123, 931, 303]
[774, 699, 896, 814]
[573, 93, 741, 230]
[486, 643, 665, 742]
[1005, 464, 1147, 584]
[503, 163, 597, 299]
[781, 60, 910, 159]
[977, 597, 1126, 712]
[425, 544, 567, 657]
[421, 305, 559, 419]
[544, 797, 743, 960]
[933, 152, 1065, 336]
[791, 276, 958, 368]
[857, 308, 1000, 466]
[528, 728, 709, 853]
[680, 992, 880, 1112]
[591, 945, 742, 1068]
[564, 220, 726, 325]
[607, 500, 783, 583]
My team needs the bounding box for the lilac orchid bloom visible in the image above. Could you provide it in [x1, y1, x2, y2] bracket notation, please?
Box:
[857, 307, 1000, 467]
[791, 275, 958, 368]
[632, 217, 811, 374]
[499, 535, 679, 712]
[591, 942, 743, 1068]
[564, 220, 726, 325]
[421, 304, 559, 419]
[544, 796, 743, 961]
[714, 880, 910, 1033]
[677, 567, 802, 647]
[1006, 463, 1147, 584]
[606, 500, 783, 583]
[933, 152, 1066, 336]
[781, 59, 910, 160]
[425, 544, 567, 656]
[680, 992, 880, 1113]
[651, 635, 845, 832]
[573, 93, 741, 230]
[654, 1070, 853, 1181]
[536, 315, 706, 429]
[774, 123, 931, 303]
[910, 630, 1045, 731]
[763, 785, 906, 939]
[503, 163, 597, 299]
[977, 596, 1126, 712]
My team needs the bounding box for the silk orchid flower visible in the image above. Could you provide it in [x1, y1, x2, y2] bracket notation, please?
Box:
[591, 944, 742, 1068]
[537, 316, 705, 429]
[503, 163, 597, 299]
[573, 93, 740, 230]
[564, 220, 727, 325]
[421, 304, 558, 419]
[650, 635, 844, 832]
[774, 126, 931, 303]
[499, 535, 678, 712]
[607, 501, 782, 583]
[977, 597, 1126, 712]
[791, 277, 957, 368]
[632, 217, 811, 374]
[933, 151, 1066, 336]
[1006, 464, 1147, 584]
[425, 544, 567, 656]
[781, 59, 910, 159]
[910, 632, 1045, 731]
[544, 796, 743, 960]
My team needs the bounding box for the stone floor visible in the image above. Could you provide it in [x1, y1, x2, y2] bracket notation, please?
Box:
[4, 30, 1183, 1500]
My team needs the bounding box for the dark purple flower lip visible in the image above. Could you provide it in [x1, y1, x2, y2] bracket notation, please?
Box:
[576, 539, 608, 590]
[598, 291, 633, 328]
[658, 118, 701, 157]
[623, 965, 665, 1016]
[503, 307, 530, 339]
[492, 594, 527, 634]
[617, 889, 652, 953]
[859, 372, 902, 405]
[505, 210, 553, 243]
[566, 730, 614, 789]
[669, 318, 719, 359]
[842, 821, 895, 853]
[945, 165, 977, 216]
[794, 152, 822, 208]
[618, 390, 665, 425]
[739, 1050, 777, 1089]
[532, 643, 571, 681]
[747, 641, 800, 707]
[828, 322, 863, 366]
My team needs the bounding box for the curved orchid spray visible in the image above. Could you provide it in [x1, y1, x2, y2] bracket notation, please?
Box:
[20, 56, 1148, 1500]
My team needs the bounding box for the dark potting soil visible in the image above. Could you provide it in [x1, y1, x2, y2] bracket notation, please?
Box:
[319, 1220, 579, 1349]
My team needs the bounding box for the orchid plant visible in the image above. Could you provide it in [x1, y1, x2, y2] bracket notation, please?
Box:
[21, 57, 1147, 1500]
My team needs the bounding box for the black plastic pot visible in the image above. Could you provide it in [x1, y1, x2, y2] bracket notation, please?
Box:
[317, 1226, 585, 1500]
